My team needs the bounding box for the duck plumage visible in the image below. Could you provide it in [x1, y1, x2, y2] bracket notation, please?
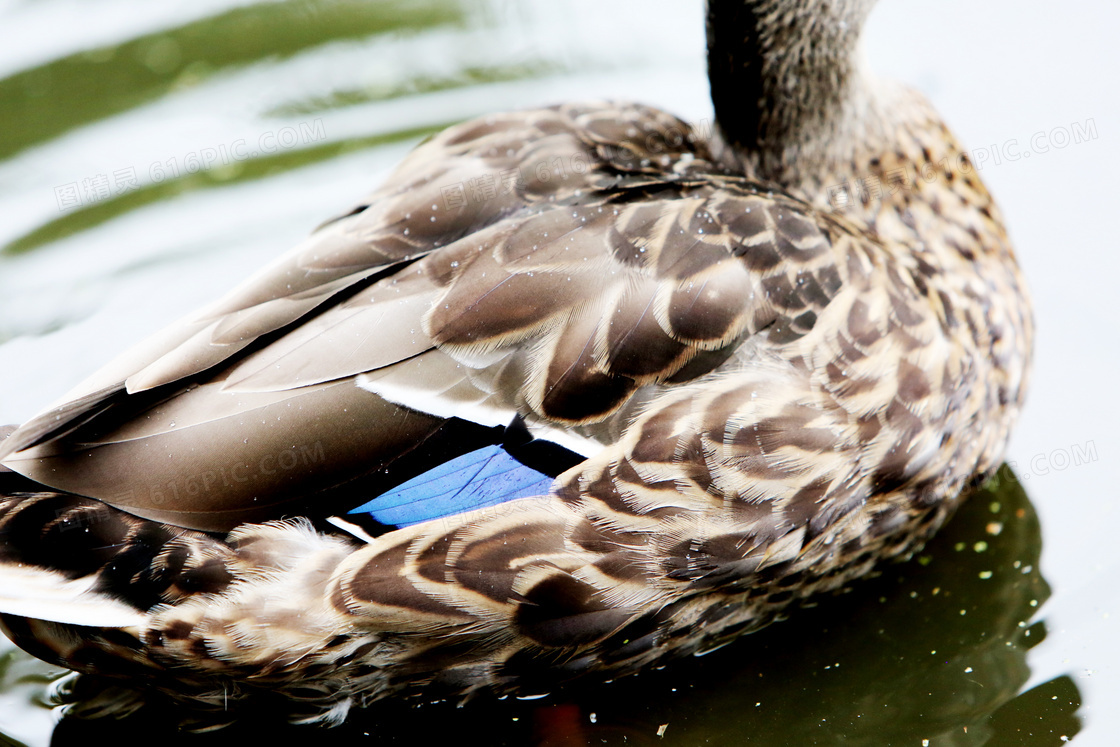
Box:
[0, 0, 1031, 725]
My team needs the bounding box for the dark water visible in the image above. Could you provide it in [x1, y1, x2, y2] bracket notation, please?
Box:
[0, 1, 1115, 744]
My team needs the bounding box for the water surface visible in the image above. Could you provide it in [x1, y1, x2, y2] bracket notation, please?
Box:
[1, 1, 1116, 744]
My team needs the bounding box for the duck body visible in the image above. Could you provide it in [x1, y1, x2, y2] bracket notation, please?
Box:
[0, 1, 1031, 724]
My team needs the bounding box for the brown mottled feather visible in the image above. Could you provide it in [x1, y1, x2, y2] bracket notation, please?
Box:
[0, 0, 1031, 726]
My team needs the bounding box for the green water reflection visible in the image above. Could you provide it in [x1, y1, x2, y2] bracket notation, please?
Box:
[1, 0, 558, 257]
[0, 0, 467, 163]
[2, 122, 451, 257]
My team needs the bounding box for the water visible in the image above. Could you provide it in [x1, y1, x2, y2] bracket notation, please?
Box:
[1, 1, 1117, 744]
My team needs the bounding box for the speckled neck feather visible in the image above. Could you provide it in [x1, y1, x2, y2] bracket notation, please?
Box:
[707, 0, 880, 185]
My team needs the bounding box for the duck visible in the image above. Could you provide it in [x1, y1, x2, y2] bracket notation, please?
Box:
[0, 0, 1032, 725]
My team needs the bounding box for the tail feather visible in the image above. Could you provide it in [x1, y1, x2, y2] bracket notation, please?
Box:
[0, 565, 146, 627]
[0, 487, 236, 627]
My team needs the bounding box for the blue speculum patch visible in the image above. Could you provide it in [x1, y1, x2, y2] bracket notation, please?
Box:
[349, 445, 555, 527]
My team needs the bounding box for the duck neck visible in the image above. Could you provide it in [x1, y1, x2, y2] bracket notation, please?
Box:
[707, 0, 884, 189]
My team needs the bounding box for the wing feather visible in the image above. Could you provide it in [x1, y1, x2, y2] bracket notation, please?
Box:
[0, 102, 853, 532]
